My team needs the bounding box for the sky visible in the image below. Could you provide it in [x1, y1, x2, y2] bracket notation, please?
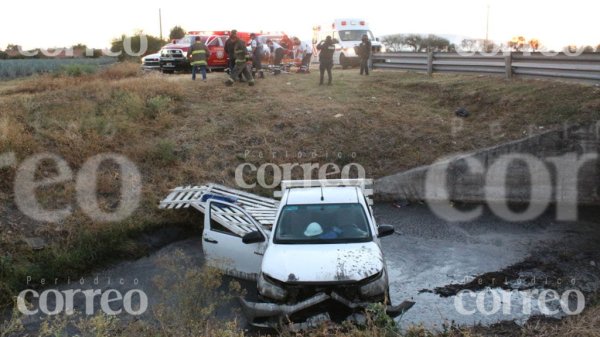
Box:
[0, 0, 598, 51]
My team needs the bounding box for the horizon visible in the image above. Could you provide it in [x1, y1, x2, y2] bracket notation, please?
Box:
[1, 0, 598, 51]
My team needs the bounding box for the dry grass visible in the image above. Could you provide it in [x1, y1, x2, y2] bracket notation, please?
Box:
[1, 63, 599, 331]
[519, 305, 600, 337]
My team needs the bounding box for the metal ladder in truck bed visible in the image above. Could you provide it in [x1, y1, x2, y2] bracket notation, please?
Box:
[159, 179, 373, 236]
[159, 184, 279, 236]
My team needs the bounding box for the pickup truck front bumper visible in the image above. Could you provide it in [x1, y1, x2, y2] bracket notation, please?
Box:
[239, 292, 415, 328]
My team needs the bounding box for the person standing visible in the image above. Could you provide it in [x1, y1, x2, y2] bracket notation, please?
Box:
[189, 36, 209, 81]
[225, 34, 255, 86]
[293, 37, 313, 73]
[224, 30, 238, 74]
[358, 34, 372, 75]
[249, 33, 264, 79]
[316, 36, 335, 85]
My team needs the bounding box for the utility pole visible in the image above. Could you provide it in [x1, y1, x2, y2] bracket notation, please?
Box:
[159, 8, 163, 41]
[485, 4, 490, 48]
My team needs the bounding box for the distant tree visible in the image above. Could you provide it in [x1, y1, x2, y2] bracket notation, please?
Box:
[508, 36, 526, 51]
[424, 34, 450, 52]
[596, 44, 600, 52]
[404, 34, 424, 52]
[382, 34, 450, 52]
[483, 41, 502, 53]
[111, 32, 166, 61]
[582, 45, 595, 53]
[0, 50, 6, 59]
[528, 38, 540, 51]
[563, 45, 579, 54]
[169, 26, 186, 40]
[381, 34, 405, 52]
[5, 44, 20, 52]
[460, 39, 478, 52]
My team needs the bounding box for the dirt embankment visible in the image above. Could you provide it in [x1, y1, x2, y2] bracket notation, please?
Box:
[1, 63, 599, 334]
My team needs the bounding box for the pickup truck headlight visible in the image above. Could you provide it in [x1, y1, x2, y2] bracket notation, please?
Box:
[359, 269, 388, 299]
[258, 273, 288, 301]
[343, 47, 356, 57]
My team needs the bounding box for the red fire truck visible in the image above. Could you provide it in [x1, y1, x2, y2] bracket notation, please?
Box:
[159, 31, 252, 73]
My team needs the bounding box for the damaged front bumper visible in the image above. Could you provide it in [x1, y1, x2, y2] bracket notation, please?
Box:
[239, 292, 415, 328]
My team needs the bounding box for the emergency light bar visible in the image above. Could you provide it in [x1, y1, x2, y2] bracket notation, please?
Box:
[187, 31, 217, 36]
[333, 20, 367, 29]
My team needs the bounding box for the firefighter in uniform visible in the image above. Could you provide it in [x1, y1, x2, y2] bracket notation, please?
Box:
[358, 34, 372, 75]
[225, 34, 255, 86]
[189, 36, 209, 81]
[224, 30, 238, 74]
[316, 36, 335, 85]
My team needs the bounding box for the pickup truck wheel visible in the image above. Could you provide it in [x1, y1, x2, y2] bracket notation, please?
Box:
[340, 54, 349, 69]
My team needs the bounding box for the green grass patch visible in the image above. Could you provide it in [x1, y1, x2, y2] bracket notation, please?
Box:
[0, 58, 116, 80]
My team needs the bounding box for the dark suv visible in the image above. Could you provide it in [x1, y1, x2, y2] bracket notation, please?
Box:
[159, 48, 190, 74]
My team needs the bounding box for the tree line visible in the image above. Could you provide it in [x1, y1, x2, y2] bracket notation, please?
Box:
[0, 26, 188, 60]
[381, 33, 600, 54]
[381, 34, 454, 52]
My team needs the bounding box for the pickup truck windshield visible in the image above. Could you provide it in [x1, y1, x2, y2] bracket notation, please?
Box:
[338, 30, 374, 42]
[274, 203, 372, 244]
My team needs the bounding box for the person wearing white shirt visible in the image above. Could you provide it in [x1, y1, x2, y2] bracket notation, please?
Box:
[293, 37, 313, 73]
[249, 33, 264, 78]
[267, 40, 284, 75]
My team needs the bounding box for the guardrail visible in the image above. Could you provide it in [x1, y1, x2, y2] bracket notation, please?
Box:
[372, 52, 600, 82]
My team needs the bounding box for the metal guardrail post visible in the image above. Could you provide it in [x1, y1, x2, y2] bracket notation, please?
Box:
[427, 52, 434, 76]
[504, 52, 512, 79]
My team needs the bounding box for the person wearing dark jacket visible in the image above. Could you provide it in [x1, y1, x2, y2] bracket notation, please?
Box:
[358, 34, 372, 75]
[316, 36, 335, 85]
[224, 30, 238, 74]
[188, 36, 209, 81]
[225, 34, 254, 86]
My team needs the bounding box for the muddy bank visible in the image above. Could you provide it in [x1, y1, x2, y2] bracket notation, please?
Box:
[377, 203, 600, 328]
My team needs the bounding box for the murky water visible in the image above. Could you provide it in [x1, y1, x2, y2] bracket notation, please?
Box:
[4, 203, 598, 333]
[376, 203, 595, 329]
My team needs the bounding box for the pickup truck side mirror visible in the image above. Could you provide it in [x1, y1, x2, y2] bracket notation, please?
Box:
[242, 230, 265, 244]
[376, 37, 380, 42]
[377, 225, 395, 238]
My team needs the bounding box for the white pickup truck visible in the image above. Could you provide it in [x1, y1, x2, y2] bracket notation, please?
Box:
[160, 179, 413, 327]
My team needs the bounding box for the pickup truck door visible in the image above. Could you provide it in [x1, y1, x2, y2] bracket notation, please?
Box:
[202, 200, 268, 281]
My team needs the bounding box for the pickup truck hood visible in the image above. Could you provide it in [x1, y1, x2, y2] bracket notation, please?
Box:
[261, 242, 384, 283]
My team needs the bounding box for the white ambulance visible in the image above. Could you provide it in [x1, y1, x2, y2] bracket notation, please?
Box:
[312, 18, 384, 68]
